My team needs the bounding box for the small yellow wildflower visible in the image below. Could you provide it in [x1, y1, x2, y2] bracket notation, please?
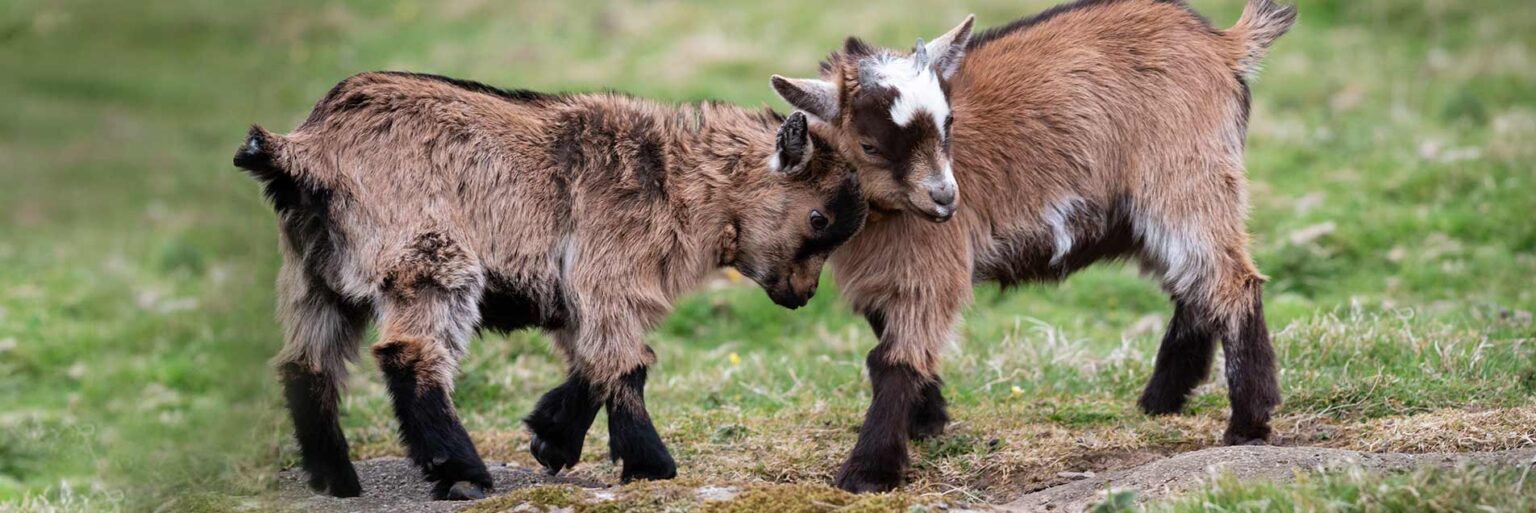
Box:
[1010, 385, 1024, 399]
[728, 352, 741, 366]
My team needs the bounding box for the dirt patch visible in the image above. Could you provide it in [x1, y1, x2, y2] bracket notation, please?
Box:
[274, 458, 600, 513]
[272, 447, 1536, 512]
[1001, 445, 1536, 512]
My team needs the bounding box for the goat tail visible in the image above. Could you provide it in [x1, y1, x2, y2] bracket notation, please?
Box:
[233, 124, 294, 182]
[1228, 0, 1297, 79]
[234, 125, 330, 211]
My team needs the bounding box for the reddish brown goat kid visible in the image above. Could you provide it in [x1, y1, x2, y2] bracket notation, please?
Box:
[771, 0, 1296, 492]
[235, 72, 865, 500]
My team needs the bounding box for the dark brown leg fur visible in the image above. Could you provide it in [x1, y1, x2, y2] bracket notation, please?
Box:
[865, 311, 949, 441]
[1220, 283, 1279, 445]
[1138, 301, 1220, 415]
[525, 370, 602, 475]
[281, 362, 362, 498]
[373, 337, 492, 500]
[835, 343, 926, 493]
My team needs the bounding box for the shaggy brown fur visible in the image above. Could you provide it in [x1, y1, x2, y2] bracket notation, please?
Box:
[236, 71, 865, 499]
[771, 0, 1295, 492]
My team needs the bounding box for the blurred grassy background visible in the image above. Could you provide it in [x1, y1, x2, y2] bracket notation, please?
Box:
[0, 0, 1532, 510]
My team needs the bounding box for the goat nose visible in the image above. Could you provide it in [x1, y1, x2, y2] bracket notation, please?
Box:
[930, 183, 956, 207]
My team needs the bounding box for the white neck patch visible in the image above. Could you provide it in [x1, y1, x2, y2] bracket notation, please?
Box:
[869, 56, 950, 133]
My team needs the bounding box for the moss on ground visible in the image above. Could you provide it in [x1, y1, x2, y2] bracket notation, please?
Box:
[460, 481, 944, 513]
[701, 483, 943, 513]
[463, 485, 584, 513]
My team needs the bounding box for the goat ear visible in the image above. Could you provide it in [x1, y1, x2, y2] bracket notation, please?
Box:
[924, 14, 975, 79]
[771, 75, 839, 122]
[770, 111, 813, 177]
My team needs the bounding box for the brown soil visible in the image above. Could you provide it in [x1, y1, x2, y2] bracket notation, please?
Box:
[273, 458, 598, 513]
[272, 446, 1536, 512]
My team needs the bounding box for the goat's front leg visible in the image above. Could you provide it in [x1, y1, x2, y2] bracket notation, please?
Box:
[831, 219, 971, 493]
[373, 291, 492, 500]
[525, 332, 603, 475]
[602, 345, 674, 482]
[836, 304, 954, 493]
[565, 290, 676, 483]
[865, 311, 949, 441]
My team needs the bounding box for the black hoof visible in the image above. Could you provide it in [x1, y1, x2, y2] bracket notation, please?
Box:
[328, 473, 363, 498]
[619, 455, 677, 483]
[909, 379, 949, 441]
[841, 451, 897, 491]
[834, 459, 902, 493]
[1222, 423, 1272, 446]
[530, 433, 581, 475]
[306, 466, 362, 498]
[432, 479, 491, 501]
[444, 481, 487, 501]
[306, 474, 327, 493]
[1137, 391, 1188, 416]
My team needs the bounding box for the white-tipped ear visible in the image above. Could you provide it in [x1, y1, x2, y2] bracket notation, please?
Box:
[770, 75, 839, 122]
[769, 112, 813, 176]
[924, 14, 975, 79]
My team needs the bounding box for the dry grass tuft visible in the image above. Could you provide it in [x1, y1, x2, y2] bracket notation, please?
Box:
[1336, 405, 1536, 453]
[459, 480, 938, 513]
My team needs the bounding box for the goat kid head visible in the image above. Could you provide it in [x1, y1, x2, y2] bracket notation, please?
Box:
[771, 15, 974, 223]
[733, 111, 866, 309]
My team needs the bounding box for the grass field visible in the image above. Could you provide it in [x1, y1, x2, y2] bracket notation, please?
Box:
[1, 0, 1533, 511]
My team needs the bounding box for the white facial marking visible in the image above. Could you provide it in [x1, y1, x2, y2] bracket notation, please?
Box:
[921, 161, 957, 189]
[870, 56, 950, 133]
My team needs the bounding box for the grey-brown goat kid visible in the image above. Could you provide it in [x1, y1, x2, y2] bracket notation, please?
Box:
[234, 72, 865, 500]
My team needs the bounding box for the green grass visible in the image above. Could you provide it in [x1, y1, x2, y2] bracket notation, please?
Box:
[1, 0, 1533, 511]
[1128, 464, 1536, 513]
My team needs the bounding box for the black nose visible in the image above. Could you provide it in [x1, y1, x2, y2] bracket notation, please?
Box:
[930, 183, 956, 207]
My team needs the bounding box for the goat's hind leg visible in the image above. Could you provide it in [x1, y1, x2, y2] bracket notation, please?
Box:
[1134, 209, 1279, 443]
[373, 241, 494, 500]
[372, 304, 493, 500]
[1215, 276, 1277, 444]
[1159, 267, 1278, 444]
[276, 266, 368, 498]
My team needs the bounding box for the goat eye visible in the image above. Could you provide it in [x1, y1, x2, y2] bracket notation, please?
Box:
[860, 143, 880, 156]
[809, 210, 829, 232]
[945, 114, 954, 133]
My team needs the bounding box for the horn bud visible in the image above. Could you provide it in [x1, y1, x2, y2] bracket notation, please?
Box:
[912, 37, 929, 70]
